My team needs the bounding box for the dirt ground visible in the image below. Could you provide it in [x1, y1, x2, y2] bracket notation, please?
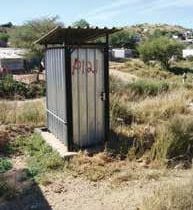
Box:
[40, 170, 193, 210]
[1, 154, 192, 210]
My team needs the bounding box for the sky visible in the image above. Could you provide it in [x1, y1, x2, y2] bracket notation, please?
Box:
[0, 0, 193, 28]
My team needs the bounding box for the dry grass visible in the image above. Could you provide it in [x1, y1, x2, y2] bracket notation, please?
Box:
[123, 59, 175, 80]
[132, 90, 193, 124]
[109, 63, 193, 164]
[0, 99, 46, 127]
[141, 176, 193, 210]
[67, 152, 170, 183]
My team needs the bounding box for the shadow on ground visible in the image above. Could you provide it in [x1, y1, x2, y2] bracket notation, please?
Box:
[0, 169, 52, 210]
[106, 130, 134, 159]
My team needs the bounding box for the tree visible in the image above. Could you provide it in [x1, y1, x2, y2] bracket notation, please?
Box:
[109, 30, 138, 49]
[138, 36, 184, 69]
[9, 16, 62, 63]
[8, 17, 62, 80]
[72, 19, 89, 28]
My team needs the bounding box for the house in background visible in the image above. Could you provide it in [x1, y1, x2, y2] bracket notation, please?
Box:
[0, 48, 27, 74]
[182, 48, 193, 59]
[110, 48, 133, 60]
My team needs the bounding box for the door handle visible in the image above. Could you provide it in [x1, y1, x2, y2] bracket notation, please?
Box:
[100, 92, 106, 101]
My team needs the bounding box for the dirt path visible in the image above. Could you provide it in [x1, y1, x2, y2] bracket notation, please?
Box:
[110, 62, 138, 83]
[39, 169, 192, 210]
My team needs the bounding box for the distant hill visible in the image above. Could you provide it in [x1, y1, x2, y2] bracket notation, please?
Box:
[125, 23, 193, 40]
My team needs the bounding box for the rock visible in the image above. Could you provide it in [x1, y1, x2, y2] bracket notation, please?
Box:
[53, 184, 66, 194]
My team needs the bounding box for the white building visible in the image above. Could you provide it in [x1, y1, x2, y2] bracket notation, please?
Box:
[182, 48, 193, 59]
[0, 48, 26, 73]
[111, 48, 133, 59]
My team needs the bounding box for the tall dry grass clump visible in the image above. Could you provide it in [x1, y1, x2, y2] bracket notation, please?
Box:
[151, 115, 193, 162]
[133, 90, 192, 124]
[0, 99, 46, 127]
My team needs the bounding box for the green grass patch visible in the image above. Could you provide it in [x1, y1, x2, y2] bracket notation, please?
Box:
[127, 79, 170, 97]
[13, 134, 64, 178]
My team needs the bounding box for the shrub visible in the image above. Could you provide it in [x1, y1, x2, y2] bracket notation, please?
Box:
[0, 158, 12, 173]
[151, 115, 193, 162]
[138, 36, 184, 69]
[0, 75, 28, 99]
[0, 75, 46, 99]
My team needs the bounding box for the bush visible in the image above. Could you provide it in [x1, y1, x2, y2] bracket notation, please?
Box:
[0, 158, 12, 173]
[127, 79, 170, 97]
[0, 75, 46, 99]
[151, 115, 193, 162]
[0, 75, 28, 99]
[138, 36, 184, 69]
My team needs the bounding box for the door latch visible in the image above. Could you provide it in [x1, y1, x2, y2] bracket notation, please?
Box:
[100, 92, 106, 101]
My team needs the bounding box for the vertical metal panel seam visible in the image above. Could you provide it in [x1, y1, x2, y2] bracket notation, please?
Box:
[65, 47, 73, 151]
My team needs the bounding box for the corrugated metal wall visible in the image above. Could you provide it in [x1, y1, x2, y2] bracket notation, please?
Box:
[71, 48, 105, 147]
[45, 48, 68, 147]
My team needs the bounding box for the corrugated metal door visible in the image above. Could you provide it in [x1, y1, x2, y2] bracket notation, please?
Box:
[71, 48, 105, 147]
[46, 48, 68, 147]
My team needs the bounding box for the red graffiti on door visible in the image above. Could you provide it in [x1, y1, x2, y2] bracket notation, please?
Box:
[72, 58, 98, 75]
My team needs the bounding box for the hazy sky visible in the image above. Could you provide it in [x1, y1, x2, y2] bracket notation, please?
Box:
[1, 0, 193, 27]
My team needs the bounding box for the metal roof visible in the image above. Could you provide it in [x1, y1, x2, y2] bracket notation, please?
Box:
[0, 48, 26, 59]
[35, 26, 120, 45]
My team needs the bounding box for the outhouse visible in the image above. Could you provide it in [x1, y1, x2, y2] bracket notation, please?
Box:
[36, 26, 119, 151]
